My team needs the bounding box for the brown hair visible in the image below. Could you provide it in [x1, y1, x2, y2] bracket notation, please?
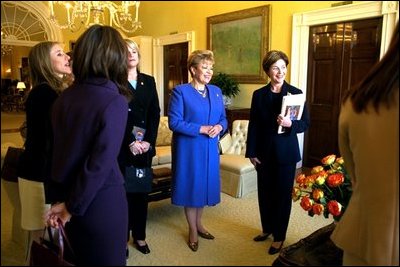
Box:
[343, 22, 399, 113]
[28, 41, 67, 93]
[262, 50, 289, 74]
[72, 25, 131, 99]
[187, 50, 214, 77]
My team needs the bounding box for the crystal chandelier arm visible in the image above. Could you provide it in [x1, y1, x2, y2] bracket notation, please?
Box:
[48, 1, 141, 33]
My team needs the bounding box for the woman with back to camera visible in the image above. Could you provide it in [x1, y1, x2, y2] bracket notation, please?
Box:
[118, 39, 160, 257]
[17, 41, 71, 263]
[44, 25, 131, 265]
[168, 50, 227, 252]
[331, 22, 399, 266]
[245, 50, 310, 255]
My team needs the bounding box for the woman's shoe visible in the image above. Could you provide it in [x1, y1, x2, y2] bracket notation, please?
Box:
[188, 240, 199, 252]
[126, 247, 129, 259]
[197, 231, 215, 240]
[253, 233, 271, 242]
[134, 240, 151, 254]
[268, 241, 284, 255]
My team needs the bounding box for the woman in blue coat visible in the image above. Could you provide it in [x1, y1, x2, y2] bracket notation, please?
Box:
[245, 50, 310, 255]
[168, 50, 227, 252]
[44, 25, 131, 265]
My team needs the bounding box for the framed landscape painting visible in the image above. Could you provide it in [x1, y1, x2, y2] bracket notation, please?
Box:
[207, 5, 271, 84]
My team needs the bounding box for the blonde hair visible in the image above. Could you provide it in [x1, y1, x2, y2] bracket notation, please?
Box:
[125, 39, 141, 72]
[187, 50, 214, 77]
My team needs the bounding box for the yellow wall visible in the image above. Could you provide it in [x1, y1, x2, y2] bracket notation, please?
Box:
[59, 1, 346, 107]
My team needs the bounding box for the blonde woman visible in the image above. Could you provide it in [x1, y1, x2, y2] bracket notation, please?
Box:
[118, 39, 160, 257]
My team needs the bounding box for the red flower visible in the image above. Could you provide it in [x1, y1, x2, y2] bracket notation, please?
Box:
[312, 203, 324, 215]
[327, 200, 342, 217]
[300, 196, 313, 211]
[326, 173, 344, 187]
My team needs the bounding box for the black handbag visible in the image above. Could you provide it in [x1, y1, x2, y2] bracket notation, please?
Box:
[1, 146, 24, 182]
[124, 166, 153, 193]
[30, 223, 76, 266]
[272, 222, 343, 266]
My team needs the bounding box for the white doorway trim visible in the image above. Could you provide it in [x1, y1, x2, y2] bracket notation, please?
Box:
[290, 1, 398, 167]
[153, 31, 195, 115]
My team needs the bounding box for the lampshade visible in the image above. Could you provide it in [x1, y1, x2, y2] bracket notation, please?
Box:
[17, 82, 26, 90]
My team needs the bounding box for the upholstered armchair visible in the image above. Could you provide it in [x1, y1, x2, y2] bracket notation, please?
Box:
[219, 120, 257, 198]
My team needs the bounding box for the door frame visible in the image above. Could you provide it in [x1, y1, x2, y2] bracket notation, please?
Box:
[153, 31, 195, 115]
[290, 1, 398, 168]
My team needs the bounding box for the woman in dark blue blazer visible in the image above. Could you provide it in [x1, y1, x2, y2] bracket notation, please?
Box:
[245, 50, 310, 255]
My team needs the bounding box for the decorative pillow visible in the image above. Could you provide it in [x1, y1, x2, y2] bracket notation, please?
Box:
[156, 117, 172, 147]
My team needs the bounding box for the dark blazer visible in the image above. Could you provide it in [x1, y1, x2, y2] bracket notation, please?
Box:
[119, 72, 161, 168]
[17, 83, 58, 182]
[245, 81, 310, 164]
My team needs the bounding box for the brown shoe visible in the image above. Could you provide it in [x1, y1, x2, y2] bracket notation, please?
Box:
[197, 231, 215, 240]
[188, 240, 198, 252]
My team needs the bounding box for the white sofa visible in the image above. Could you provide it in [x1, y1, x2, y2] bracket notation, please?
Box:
[219, 120, 257, 198]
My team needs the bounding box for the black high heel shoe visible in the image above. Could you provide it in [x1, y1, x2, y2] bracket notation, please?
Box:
[253, 233, 271, 242]
[134, 240, 151, 254]
[268, 241, 284, 255]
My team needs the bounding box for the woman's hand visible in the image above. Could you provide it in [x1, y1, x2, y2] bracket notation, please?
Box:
[44, 202, 72, 228]
[200, 125, 212, 135]
[250, 157, 261, 167]
[208, 124, 223, 138]
[277, 114, 292, 128]
[129, 141, 151, 155]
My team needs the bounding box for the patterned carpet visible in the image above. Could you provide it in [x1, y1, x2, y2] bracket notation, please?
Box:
[1, 111, 333, 266]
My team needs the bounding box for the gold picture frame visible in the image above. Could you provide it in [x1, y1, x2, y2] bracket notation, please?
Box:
[207, 5, 271, 84]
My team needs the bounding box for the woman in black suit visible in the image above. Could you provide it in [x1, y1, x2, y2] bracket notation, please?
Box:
[245, 50, 310, 255]
[118, 39, 160, 257]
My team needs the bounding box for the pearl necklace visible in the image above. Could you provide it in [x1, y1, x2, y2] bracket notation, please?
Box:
[191, 83, 207, 98]
[196, 88, 207, 98]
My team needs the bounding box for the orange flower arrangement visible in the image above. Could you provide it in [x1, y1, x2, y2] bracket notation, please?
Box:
[292, 154, 352, 221]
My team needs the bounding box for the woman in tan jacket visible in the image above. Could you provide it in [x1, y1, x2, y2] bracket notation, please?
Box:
[331, 22, 399, 266]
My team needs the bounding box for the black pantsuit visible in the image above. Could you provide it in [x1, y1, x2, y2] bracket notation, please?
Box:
[126, 192, 148, 240]
[256, 160, 296, 241]
[246, 81, 310, 243]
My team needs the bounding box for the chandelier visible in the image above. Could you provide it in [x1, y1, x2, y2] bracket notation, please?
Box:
[1, 45, 13, 56]
[48, 1, 142, 33]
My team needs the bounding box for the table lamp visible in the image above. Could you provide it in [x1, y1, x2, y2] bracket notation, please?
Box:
[17, 82, 26, 92]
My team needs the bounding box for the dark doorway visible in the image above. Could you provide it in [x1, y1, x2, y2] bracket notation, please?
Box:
[163, 42, 189, 115]
[304, 17, 382, 167]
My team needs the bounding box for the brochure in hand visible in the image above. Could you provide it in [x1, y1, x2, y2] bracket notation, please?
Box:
[278, 93, 305, 134]
[132, 126, 146, 141]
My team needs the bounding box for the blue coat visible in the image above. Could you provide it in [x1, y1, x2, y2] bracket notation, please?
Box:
[168, 83, 227, 207]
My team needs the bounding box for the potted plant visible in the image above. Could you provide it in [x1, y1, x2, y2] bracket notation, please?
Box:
[210, 72, 240, 106]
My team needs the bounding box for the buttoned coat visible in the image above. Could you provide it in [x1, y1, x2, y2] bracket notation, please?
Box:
[168, 83, 227, 207]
